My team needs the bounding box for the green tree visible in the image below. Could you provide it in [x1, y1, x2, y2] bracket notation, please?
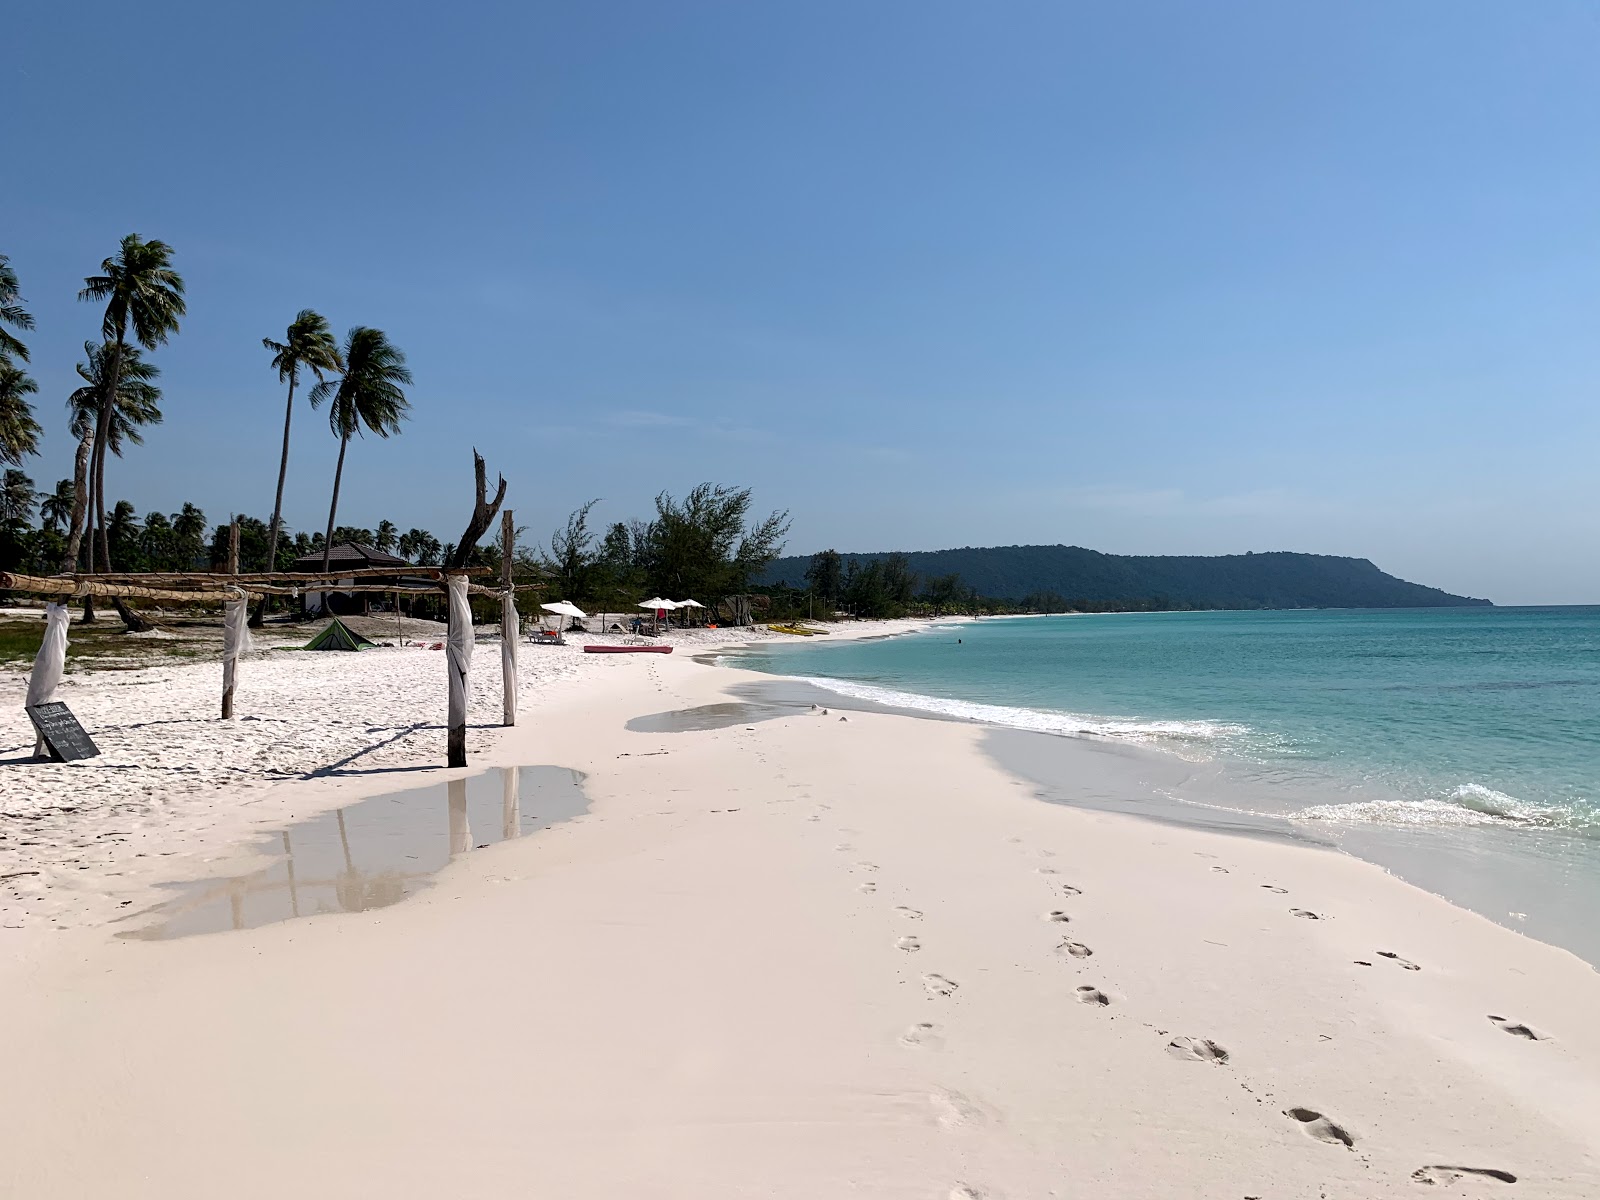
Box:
[172, 502, 207, 568]
[805, 549, 843, 611]
[545, 499, 599, 600]
[634, 483, 789, 607]
[261, 310, 343, 609]
[0, 361, 41, 466]
[64, 342, 162, 573]
[309, 327, 411, 572]
[77, 234, 185, 576]
[106, 500, 141, 569]
[0, 254, 34, 365]
[331, 525, 375, 546]
[140, 510, 176, 570]
[374, 519, 398, 553]
[40, 479, 74, 535]
[0, 469, 38, 527]
[399, 528, 441, 565]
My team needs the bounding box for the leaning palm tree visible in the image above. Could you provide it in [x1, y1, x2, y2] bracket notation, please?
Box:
[0, 361, 41, 466]
[259, 311, 343, 614]
[62, 341, 162, 577]
[309, 327, 411, 573]
[0, 253, 34, 365]
[77, 235, 184, 576]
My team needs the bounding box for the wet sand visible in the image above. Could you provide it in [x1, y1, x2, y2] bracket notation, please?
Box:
[3, 626, 1599, 1197]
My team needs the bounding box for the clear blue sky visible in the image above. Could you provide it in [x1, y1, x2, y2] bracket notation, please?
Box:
[8, 1, 1600, 604]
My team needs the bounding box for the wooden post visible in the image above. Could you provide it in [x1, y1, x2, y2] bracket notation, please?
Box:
[446, 573, 471, 768]
[500, 509, 516, 727]
[222, 519, 242, 719]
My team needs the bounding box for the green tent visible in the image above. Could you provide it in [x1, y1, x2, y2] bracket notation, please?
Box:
[301, 616, 378, 651]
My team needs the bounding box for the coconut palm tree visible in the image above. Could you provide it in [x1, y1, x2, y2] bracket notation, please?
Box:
[77, 235, 185, 575]
[258, 310, 343, 619]
[309, 327, 411, 573]
[0, 254, 34, 365]
[0, 361, 41, 466]
[0, 469, 37, 528]
[375, 519, 397, 554]
[40, 480, 74, 535]
[172, 502, 207, 568]
[62, 341, 162, 578]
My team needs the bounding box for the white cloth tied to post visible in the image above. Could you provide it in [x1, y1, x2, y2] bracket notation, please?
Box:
[501, 589, 518, 726]
[447, 575, 473, 734]
[222, 595, 252, 708]
[26, 603, 70, 755]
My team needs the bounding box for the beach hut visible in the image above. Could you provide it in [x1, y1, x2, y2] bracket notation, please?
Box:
[302, 616, 378, 651]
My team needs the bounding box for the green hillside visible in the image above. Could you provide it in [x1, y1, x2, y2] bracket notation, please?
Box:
[759, 545, 1490, 610]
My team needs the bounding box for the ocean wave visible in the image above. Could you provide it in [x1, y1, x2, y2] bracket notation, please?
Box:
[1290, 783, 1578, 830]
[788, 675, 1246, 745]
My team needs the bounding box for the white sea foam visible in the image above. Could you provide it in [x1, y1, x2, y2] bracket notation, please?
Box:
[1291, 784, 1573, 830]
[789, 675, 1246, 745]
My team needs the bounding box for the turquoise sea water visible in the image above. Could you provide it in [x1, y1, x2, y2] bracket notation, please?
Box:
[729, 608, 1600, 963]
[735, 608, 1600, 832]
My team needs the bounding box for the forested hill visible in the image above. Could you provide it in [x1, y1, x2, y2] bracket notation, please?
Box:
[758, 545, 1491, 610]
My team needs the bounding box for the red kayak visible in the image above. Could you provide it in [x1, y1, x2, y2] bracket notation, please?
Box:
[583, 644, 673, 654]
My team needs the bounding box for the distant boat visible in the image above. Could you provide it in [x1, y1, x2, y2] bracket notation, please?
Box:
[583, 644, 673, 654]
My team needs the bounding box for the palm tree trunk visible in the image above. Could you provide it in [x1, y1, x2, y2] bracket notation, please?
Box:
[61, 428, 92, 572]
[320, 432, 349, 589]
[90, 336, 122, 575]
[252, 372, 298, 627]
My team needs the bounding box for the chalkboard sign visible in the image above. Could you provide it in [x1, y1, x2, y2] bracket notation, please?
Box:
[25, 701, 100, 763]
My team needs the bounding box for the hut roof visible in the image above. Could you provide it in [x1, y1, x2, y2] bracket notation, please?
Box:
[290, 542, 412, 571]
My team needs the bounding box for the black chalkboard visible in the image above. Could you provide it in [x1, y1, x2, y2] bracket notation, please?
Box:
[25, 701, 100, 763]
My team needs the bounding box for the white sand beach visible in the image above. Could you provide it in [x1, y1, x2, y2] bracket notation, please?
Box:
[3, 621, 1599, 1197]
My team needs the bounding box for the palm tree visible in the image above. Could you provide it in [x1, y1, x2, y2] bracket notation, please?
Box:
[375, 519, 397, 554]
[0, 254, 34, 365]
[0, 361, 41, 466]
[40, 480, 74, 534]
[0, 469, 37, 528]
[172, 502, 207, 568]
[259, 310, 343, 618]
[63, 341, 162, 576]
[77, 234, 185, 575]
[309, 327, 411, 573]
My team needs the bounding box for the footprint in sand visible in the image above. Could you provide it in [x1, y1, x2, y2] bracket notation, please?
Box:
[897, 936, 922, 952]
[1211, 866, 1230, 873]
[1059, 884, 1083, 897]
[1056, 939, 1093, 958]
[859, 882, 877, 894]
[1044, 910, 1071, 923]
[899, 1022, 944, 1049]
[1284, 1107, 1355, 1147]
[1036, 866, 1059, 876]
[929, 1087, 993, 1130]
[834, 843, 853, 852]
[895, 906, 923, 920]
[1411, 1166, 1517, 1186]
[949, 1186, 986, 1200]
[1290, 908, 1323, 920]
[856, 861, 879, 872]
[1075, 986, 1111, 1006]
[1377, 950, 1421, 971]
[923, 973, 960, 997]
[1166, 1036, 1229, 1064]
[1488, 1015, 1547, 1041]
[1261, 885, 1288, 894]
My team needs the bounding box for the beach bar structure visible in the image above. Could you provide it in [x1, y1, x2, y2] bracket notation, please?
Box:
[6, 454, 528, 769]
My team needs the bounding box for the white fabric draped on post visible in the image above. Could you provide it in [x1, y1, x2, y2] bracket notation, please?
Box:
[446, 574, 473, 766]
[222, 595, 252, 719]
[26, 603, 70, 756]
[501, 590, 518, 726]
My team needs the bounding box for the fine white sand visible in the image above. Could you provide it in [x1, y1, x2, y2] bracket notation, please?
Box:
[2, 622, 1599, 1197]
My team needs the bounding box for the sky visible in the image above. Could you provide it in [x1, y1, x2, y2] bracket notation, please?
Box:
[7, 1, 1600, 604]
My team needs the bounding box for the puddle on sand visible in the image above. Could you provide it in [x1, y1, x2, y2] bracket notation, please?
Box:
[625, 699, 815, 733]
[123, 766, 587, 940]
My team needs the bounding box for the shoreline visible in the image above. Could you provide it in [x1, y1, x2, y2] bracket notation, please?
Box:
[4, 617, 1600, 1194]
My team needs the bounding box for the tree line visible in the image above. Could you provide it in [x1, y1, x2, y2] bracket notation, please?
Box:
[0, 239, 415, 624]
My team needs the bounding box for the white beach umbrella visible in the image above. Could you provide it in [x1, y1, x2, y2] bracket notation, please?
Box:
[540, 601, 588, 619]
[674, 598, 705, 627]
[637, 598, 677, 610]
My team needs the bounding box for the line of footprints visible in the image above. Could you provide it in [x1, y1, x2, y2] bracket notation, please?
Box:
[846, 837, 1534, 1193]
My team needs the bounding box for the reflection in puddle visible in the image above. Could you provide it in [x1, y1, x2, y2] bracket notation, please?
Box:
[625, 699, 813, 733]
[125, 766, 587, 940]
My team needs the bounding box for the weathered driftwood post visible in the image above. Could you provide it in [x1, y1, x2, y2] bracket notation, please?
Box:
[447, 776, 471, 855]
[26, 602, 71, 757]
[445, 573, 472, 768]
[221, 592, 250, 719]
[444, 450, 508, 767]
[221, 520, 245, 719]
[500, 508, 517, 726]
